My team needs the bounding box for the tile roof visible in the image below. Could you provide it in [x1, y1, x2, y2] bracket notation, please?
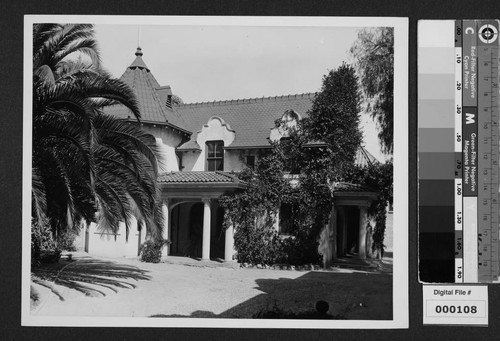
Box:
[355, 147, 378, 168]
[333, 182, 377, 193]
[158, 171, 242, 183]
[175, 96, 381, 168]
[104, 48, 188, 132]
[176, 140, 201, 151]
[104, 49, 380, 168]
[176, 94, 315, 149]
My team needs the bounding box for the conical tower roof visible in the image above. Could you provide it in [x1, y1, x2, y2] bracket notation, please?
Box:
[104, 47, 189, 132]
[129, 47, 149, 70]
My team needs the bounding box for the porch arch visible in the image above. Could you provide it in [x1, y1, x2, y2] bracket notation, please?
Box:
[159, 171, 246, 261]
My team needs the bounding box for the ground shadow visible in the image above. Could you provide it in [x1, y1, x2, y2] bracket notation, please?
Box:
[185, 256, 224, 263]
[150, 271, 392, 320]
[31, 257, 151, 300]
[151, 311, 218, 318]
[219, 272, 392, 320]
[329, 255, 393, 274]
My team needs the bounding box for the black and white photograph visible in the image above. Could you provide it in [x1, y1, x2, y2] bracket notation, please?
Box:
[23, 16, 408, 328]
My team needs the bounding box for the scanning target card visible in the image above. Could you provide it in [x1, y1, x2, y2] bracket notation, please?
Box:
[418, 20, 500, 284]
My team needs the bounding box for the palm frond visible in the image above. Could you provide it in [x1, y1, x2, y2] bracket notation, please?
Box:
[33, 65, 56, 86]
[33, 24, 63, 62]
[55, 38, 101, 68]
[94, 114, 159, 175]
[31, 168, 48, 226]
[74, 75, 140, 120]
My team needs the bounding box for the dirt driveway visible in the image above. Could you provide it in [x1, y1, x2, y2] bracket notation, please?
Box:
[31, 253, 392, 320]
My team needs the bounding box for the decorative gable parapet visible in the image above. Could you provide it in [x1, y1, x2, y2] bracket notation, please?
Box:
[196, 116, 236, 148]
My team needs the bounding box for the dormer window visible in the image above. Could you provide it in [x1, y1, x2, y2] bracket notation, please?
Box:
[206, 141, 224, 171]
[166, 95, 172, 109]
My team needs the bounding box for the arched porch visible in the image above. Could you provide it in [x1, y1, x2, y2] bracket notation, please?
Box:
[324, 183, 378, 262]
[158, 171, 246, 262]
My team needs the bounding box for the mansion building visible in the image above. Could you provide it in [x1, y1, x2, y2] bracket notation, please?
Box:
[76, 47, 386, 263]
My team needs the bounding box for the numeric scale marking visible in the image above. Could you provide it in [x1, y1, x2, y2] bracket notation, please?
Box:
[456, 20, 500, 283]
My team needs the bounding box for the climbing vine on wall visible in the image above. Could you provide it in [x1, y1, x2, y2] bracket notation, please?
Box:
[219, 149, 289, 265]
[220, 63, 392, 265]
[343, 161, 393, 256]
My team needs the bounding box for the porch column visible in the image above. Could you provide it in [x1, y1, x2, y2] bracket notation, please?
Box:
[273, 209, 280, 232]
[337, 206, 347, 255]
[224, 223, 235, 262]
[358, 206, 369, 259]
[84, 221, 90, 253]
[330, 206, 337, 261]
[161, 199, 170, 257]
[202, 198, 212, 260]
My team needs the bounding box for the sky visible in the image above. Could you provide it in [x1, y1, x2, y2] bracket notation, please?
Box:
[93, 23, 388, 161]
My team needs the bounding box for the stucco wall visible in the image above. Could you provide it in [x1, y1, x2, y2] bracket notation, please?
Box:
[84, 218, 146, 258]
[141, 124, 185, 172]
[141, 124, 184, 147]
[181, 151, 203, 171]
[224, 150, 245, 172]
[181, 149, 260, 172]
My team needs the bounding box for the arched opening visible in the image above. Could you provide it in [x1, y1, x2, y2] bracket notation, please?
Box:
[169, 201, 226, 259]
[170, 202, 203, 257]
[336, 206, 361, 257]
[211, 206, 226, 259]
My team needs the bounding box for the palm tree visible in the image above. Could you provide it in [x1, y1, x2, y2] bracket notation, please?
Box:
[32, 23, 164, 241]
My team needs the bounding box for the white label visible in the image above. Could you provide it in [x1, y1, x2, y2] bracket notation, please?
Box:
[463, 197, 478, 282]
[423, 285, 488, 325]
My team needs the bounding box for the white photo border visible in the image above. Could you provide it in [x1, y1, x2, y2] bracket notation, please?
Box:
[22, 15, 408, 329]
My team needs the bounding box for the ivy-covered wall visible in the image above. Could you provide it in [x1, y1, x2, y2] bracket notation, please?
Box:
[220, 64, 393, 266]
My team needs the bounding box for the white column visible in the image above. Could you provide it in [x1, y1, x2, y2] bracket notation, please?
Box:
[202, 199, 211, 260]
[224, 223, 235, 262]
[273, 209, 280, 232]
[84, 221, 90, 253]
[161, 199, 170, 257]
[359, 206, 369, 259]
[337, 206, 347, 254]
[330, 206, 337, 261]
[87, 222, 96, 254]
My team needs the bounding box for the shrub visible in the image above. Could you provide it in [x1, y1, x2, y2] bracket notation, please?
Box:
[140, 239, 169, 263]
[282, 234, 322, 266]
[234, 223, 286, 265]
[57, 229, 78, 251]
[31, 219, 61, 264]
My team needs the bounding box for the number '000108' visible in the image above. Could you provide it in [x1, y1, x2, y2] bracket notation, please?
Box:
[435, 305, 477, 314]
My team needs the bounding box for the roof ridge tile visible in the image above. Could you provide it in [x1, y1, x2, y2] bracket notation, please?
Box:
[178, 92, 316, 108]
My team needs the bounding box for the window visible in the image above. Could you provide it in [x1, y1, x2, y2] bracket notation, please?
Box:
[279, 203, 299, 235]
[206, 141, 224, 171]
[246, 155, 255, 170]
